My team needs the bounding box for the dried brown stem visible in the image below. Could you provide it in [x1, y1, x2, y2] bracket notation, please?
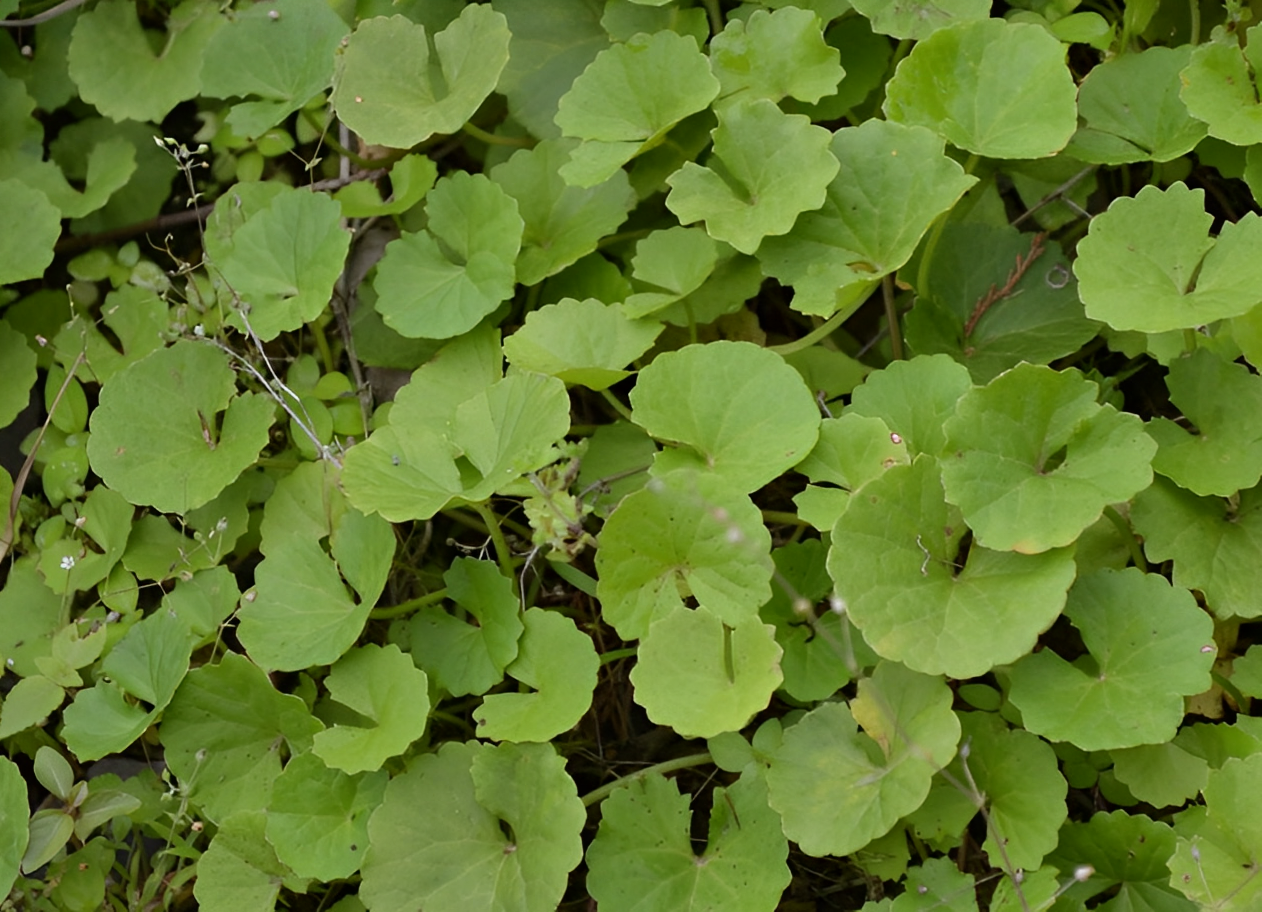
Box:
[963, 231, 1047, 339]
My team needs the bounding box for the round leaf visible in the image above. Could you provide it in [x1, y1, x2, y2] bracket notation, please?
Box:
[1007, 568, 1216, 751]
[631, 341, 820, 493]
[883, 19, 1078, 159]
[851, 0, 990, 39]
[86, 341, 275, 514]
[0, 757, 27, 898]
[1180, 26, 1262, 146]
[846, 354, 972, 457]
[504, 297, 662, 389]
[941, 363, 1155, 553]
[0, 180, 59, 284]
[709, 7, 845, 106]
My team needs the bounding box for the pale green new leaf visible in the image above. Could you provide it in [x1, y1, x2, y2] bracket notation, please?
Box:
[333, 154, 436, 218]
[0, 757, 26, 899]
[665, 99, 839, 254]
[490, 138, 636, 285]
[361, 741, 583, 912]
[595, 469, 773, 641]
[67, 0, 223, 123]
[1168, 755, 1262, 911]
[1046, 811, 1193, 912]
[829, 456, 1077, 677]
[1180, 26, 1262, 146]
[1147, 349, 1262, 496]
[846, 354, 972, 457]
[630, 605, 782, 739]
[758, 119, 976, 318]
[200, 0, 349, 137]
[217, 187, 351, 341]
[0, 180, 58, 283]
[504, 297, 661, 389]
[631, 341, 820, 492]
[883, 20, 1078, 159]
[1068, 46, 1205, 164]
[851, 0, 990, 39]
[238, 462, 394, 671]
[160, 652, 323, 823]
[86, 341, 274, 514]
[1074, 182, 1262, 333]
[585, 770, 791, 912]
[193, 811, 305, 912]
[941, 363, 1155, 553]
[1131, 476, 1262, 618]
[410, 558, 523, 697]
[373, 171, 522, 340]
[1007, 568, 1216, 751]
[555, 30, 719, 186]
[951, 713, 1066, 870]
[765, 663, 959, 857]
[474, 608, 598, 742]
[709, 7, 844, 107]
[312, 644, 431, 775]
[265, 753, 387, 882]
[331, 7, 510, 148]
[622, 227, 718, 318]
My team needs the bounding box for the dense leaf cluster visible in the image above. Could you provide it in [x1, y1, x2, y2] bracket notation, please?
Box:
[2, 0, 1262, 910]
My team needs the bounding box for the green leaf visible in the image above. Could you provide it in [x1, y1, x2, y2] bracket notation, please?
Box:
[193, 810, 305, 912]
[333, 154, 436, 218]
[1075, 182, 1262, 333]
[1046, 811, 1193, 912]
[895, 858, 978, 912]
[361, 741, 584, 912]
[491, 0, 608, 141]
[161, 652, 322, 822]
[66, 0, 223, 123]
[1131, 476, 1262, 619]
[312, 644, 430, 775]
[1147, 349, 1262, 496]
[51, 118, 177, 233]
[504, 297, 661, 389]
[0, 560, 68, 677]
[61, 682, 153, 764]
[622, 226, 719, 318]
[829, 456, 1076, 677]
[372, 172, 522, 340]
[594, 469, 773, 641]
[630, 605, 782, 739]
[238, 462, 394, 671]
[200, 0, 349, 137]
[940, 363, 1155, 553]
[87, 341, 274, 514]
[490, 138, 636, 285]
[665, 99, 838, 254]
[765, 662, 959, 856]
[630, 340, 820, 492]
[0, 180, 58, 283]
[55, 285, 169, 386]
[1007, 568, 1215, 751]
[1169, 754, 1262, 911]
[1180, 26, 1262, 146]
[555, 30, 719, 186]
[846, 354, 972, 457]
[585, 769, 791, 911]
[759, 119, 976, 318]
[904, 226, 1100, 383]
[0, 757, 27, 899]
[33, 747, 73, 801]
[410, 558, 522, 697]
[883, 20, 1078, 159]
[331, 6, 511, 148]
[0, 320, 36, 432]
[1067, 46, 1206, 164]
[1111, 740, 1209, 808]
[709, 7, 844, 107]
[473, 608, 597, 742]
[952, 713, 1066, 870]
[850, 0, 990, 39]
[0, 675, 64, 739]
[217, 187, 352, 341]
[265, 753, 387, 882]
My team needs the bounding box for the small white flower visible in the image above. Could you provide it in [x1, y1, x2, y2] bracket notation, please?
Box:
[193, 324, 205, 337]
[59, 555, 76, 570]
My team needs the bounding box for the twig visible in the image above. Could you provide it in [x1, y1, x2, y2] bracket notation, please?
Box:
[0, 0, 87, 28]
[963, 232, 1047, 339]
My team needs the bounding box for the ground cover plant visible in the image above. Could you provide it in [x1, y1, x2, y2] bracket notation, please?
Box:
[3, 0, 1262, 909]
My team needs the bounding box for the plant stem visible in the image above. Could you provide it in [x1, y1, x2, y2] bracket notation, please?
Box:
[600, 388, 635, 422]
[599, 646, 637, 665]
[580, 752, 714, 807]
[311, 317, 336, 374]
[471, 500, 518, 586]
[1189, 0, 1201, 45]
[370, 588, 448, 619]
[1102, 505, 1148, 572]
[461, 121, 533, 147]
[761, 509, 808, 526]
[883, 273, 905, 360]
[768, 309, 849, 357]
[700, 0, 723, 35]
